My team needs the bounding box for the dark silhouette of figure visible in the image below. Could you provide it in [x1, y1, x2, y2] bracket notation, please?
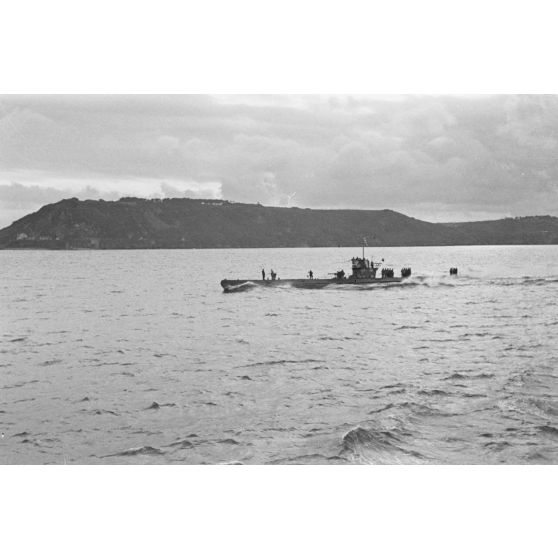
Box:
[262, 268, 266, 280]
[270, 269, 277, 280]
[308, 270, 313, 279]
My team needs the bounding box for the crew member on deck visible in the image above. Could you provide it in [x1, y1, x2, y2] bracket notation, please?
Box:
[262, 268, 266, 280]
[270, 269, 277, 280]
[308, 270, 313, 279]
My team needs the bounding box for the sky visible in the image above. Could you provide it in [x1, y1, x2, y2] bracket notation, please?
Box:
[1, 94, 558, 228]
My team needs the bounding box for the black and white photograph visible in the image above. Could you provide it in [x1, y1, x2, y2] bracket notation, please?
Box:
[2, 93, 557, 465]
[1, 1, 556, 556]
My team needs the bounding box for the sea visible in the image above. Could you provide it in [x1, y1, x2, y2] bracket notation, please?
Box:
[1, 245, 557, 464]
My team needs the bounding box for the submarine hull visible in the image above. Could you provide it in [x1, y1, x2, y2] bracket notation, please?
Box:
[220, 277, 403, 292]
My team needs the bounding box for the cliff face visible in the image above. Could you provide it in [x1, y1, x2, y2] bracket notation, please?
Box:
[1, 197, 557, 249]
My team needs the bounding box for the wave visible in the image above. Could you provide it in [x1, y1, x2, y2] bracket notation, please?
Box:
[445, 372, 466, 380]
[519, 276, 558, 285]
[397, 276, 458, 289]
[324, 282, 408, 291]
[459, 332, 491, 338]
[404, 275, 558, 290]
[3, 379, 40, 390]
[167, 439, 196, 449]
[532, 400, 558, 417]
[368, 399, 456, 418]
[399, 400, 455, 417]
[19, 438, 39, 446]
[223, 281, 259, 293]
[104, 445, 165, 457]
[417, 389, 450, 396]
[525, 452, 552, 463]
[340, 426, 426, 464]
[91, 409, 119, 416]
[380, 382, 406, 390]
[538, 425, 558, 437]
[39, 359, 63, 367]
[217, 438, 240, 445]
[146, 401, 176, 410]
[237, 358, 324, 369]
[443, 371, 494, 381]
[268, 454, 346, 465]
[483, 441, 511, 451]
[368, 403, 396, 414]
[486, 276, 558, 287]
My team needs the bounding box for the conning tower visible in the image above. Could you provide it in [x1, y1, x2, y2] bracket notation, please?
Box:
[350, 257, 380, 279]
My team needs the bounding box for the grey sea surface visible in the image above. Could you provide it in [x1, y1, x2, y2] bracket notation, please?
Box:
[1, 246, 557, 464]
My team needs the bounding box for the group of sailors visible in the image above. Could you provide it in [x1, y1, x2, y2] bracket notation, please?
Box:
[261, 268, 278, 281]
[381, 267, 395, 278]
[262, 268, 317, 280]
[401, 267, 412, 278]
[262, 268, 316, 280]
[449, 267, 458, 275]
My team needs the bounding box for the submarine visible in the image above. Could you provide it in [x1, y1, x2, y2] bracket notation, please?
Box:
[220, 250, 412, 292]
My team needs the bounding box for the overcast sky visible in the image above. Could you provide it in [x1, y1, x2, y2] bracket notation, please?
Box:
[1, 94, 558, 228]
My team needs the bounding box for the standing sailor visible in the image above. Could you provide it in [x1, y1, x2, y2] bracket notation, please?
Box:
[262, 268, 266, 280]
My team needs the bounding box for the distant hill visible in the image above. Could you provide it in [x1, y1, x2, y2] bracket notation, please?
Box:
[1, 197, 557, 249]
[443, 216, 558, 245]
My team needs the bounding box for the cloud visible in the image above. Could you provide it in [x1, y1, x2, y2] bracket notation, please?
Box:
[0, 180, 223, 226]
[0, 182, 121, 210]
[158, 181, 222, 199]
[0, 182, 122, 226]
[1, 94, 558, 225]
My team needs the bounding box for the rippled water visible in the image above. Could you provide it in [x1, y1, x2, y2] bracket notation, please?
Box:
[1, 246, 557, 464]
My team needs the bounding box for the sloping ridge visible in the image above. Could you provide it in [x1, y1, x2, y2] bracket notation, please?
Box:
[0, 197, 557, 248]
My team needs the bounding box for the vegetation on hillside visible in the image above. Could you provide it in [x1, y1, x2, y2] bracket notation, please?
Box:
[1, 197, 557, 249]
